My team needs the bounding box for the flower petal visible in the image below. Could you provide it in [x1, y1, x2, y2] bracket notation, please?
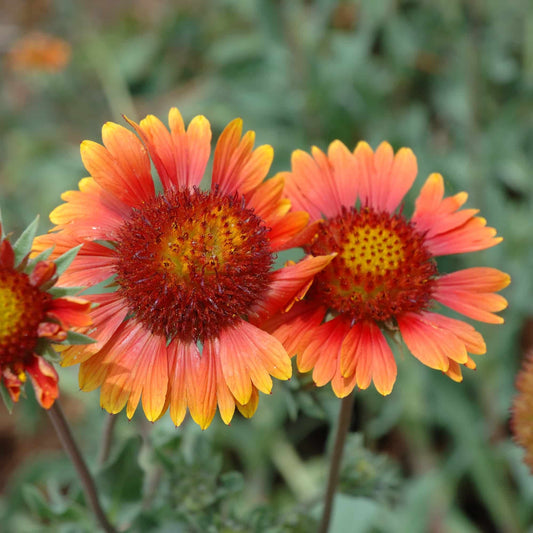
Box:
[25, 354, 59, 409]
[397, 312, 467, 371]
[212, 119, 273, 196]
[340, 320, 397, 395]
[433, 268, 510, 324]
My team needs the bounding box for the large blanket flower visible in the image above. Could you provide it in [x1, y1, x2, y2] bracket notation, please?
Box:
[268, 141, 509, 397]
[34, 109, 332, 428]
[0, 221, 91, 409]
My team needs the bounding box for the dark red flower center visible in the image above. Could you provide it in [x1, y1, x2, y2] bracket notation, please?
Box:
[0, 267, 48, 365]
[306, 207, 437, 322]
[114, 188, 273, 343]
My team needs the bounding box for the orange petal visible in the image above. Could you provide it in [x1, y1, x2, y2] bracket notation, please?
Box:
[384, 147, 417, 213]
[81, 122, 154, 207]
[397, 312, 466, 371]
[212, 119, 272, 196]
[236, 387, 259, 419]
[297, 316, 349, 378]
[167, 339, 190, 427]
[433, 268, 510, 324]
[46, 296, 92, 328]
[310, 317, 351, 387]
[208, 338, 237, 425]
[60, 293, 128, 366]
[138, 334, 169, 422]
[340, 320, 397, 395]
[252, 254, 335, 320]
[25, 355, 59, 409]
[186, 341, 218, 430]
[262, 300, 327, 358]
[99, 321, 151, 415]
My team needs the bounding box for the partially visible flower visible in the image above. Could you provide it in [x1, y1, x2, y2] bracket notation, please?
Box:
[6, 32, 71, 73]
[34, 108, 332, 429]
[512, 350, 533, 473]
[267, 141, 509, 397]
[0, 221, 91, 409]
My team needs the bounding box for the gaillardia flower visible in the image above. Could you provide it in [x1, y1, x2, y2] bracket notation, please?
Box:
[34, 108, 332, 428]
[0, 221, 91, 409]
[268, 141, 509, 397]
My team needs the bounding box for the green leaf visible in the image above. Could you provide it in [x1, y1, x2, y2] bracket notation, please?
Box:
[65, 331, 97, 345]
[21, 484, 56, 521]
[0, 381, 14, 414]
[28, 246, 54, 264]
[98, 436, 144, 504]
[13, 215, 39, 265]
[48, 286, 85, 298]
[54, 245, 82, 276]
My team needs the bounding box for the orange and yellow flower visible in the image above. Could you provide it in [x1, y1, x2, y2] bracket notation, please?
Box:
[0, 223, 91, 409]
[34, 108, 332, 428]
[267, 141, 509, 397]
[6, 32, 71, 73]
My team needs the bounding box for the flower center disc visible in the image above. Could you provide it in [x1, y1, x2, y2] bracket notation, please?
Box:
[114, 188, 273, 342]
[306, 207, 437, 322]
[0, 269, 47, 364]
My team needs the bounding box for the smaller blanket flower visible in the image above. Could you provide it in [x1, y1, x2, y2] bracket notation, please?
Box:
[0, 220, 91, 409]
[268, 141, 510, 397]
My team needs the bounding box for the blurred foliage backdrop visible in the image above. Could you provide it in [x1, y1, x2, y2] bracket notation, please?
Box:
[0, 0, 532, 531]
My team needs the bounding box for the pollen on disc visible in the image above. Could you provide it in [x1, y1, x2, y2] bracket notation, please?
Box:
[0, 269, 48, 363]
[114, 188, 273, 343]
[306, 206, 437, 322]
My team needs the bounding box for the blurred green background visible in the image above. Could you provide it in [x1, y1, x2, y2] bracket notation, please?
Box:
[0, 0, 532, 531]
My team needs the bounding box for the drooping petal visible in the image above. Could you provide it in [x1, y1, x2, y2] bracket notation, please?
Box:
[236, 387, 259, 419]
[433, 268, 510, 323]
[262, 300, 327, 358]
[99, 321, 154, 415]
[208, 338, 237, 425]
[186, 341, 218, 430]
[340, 320, 397, 395]
[397, 312, 467, 371]
[25, 354, 59, 409]
[251, 254, 335, 320]
[218, 320, 291, 404]
[167, 339, 191, 427]
[297, 316, 350, 379]
[46, 296, 92, 328]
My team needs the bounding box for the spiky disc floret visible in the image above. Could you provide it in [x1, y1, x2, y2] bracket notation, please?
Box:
[0, 268, 50, 364]
[114, 187, 274, 342]
[306, 206, 437, 322]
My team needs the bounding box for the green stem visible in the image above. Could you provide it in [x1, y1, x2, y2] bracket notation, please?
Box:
[98, 413, 117, 467]
[319, 392, 355, 533]
[48, 401, 116, 533]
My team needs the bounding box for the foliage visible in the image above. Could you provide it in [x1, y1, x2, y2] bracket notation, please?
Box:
[0, 0, 532, 531]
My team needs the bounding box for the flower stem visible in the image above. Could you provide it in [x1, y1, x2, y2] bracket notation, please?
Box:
[319, 392, 355, 533]
[98, 413, 117, 467]
[47, 401, 116, 533]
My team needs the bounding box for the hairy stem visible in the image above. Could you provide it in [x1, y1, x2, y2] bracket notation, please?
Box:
[319, 392, 355, 533]
[48, 401, 116, 533]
